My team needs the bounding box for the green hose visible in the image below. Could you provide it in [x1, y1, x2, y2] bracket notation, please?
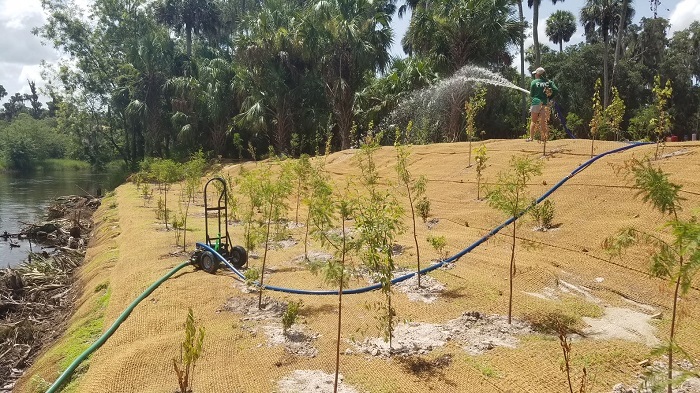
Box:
[47, 260, 191, 393]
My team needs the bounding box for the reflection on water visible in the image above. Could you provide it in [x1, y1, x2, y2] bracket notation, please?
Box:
[0, 170, 123, 268]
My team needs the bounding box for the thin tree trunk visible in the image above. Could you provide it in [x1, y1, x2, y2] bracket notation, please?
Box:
[509, 220, 516, 325]
[603, 37, 610, 107]
[183, 199, 189, 252]
[304, 209, 311, 261]
[508, 190, 520, 325]
[258, 202, 273, 309]
[560, 40, 563, 53]
[295, 177, 302, 225]
[612, 0, 629, 86]
[668, 261, 683, 393]
[186, 26, 192, 58]
[333, 216, 347, 393]
[468, 139, 473, 167]
[518, 0, 527, 128]
[406, 185, 421, 288]
[533, 1, 541, 67]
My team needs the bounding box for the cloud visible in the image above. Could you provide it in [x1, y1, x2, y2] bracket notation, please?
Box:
[669, 0, 700, 34]
[0, 0, 59, 100]
[0, 0, 44, 28]
[0, 12, 58, 66]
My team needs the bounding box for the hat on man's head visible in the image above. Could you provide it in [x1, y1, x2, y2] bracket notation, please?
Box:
[532, 67, 545, 75]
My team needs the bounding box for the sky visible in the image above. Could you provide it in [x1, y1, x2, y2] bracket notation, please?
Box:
[1, 0, 699, 105]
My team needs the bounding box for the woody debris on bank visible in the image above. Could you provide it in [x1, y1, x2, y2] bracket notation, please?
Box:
[0, 195, 100, 392]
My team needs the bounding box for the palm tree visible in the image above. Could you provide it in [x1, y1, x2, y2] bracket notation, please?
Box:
[308, 0, 395, 150]
[580, 0, 634, 106]
[529, 0, 566, 67]
[516, 0, 528, 126]
[154, 0, 221, 57]
[235, 0, 306, 154]
[546, 10, 577, 53]
[612, 0, 633, 84]
[403, 0, 523, 73]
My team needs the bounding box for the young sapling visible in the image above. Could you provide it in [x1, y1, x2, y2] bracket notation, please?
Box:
[395, 134, 429, 287]
[173, 308, 205, 393]
[486, 155, 543, 324]
[604, 158, 699, 393]
[464, 88, 487, 167]
[474, 144, 488, 200]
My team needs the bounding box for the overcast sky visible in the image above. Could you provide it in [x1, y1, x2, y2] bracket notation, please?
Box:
[1, 0, 699, 105]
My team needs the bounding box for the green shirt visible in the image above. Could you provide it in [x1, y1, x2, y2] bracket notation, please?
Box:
[530, 78, 558, 106]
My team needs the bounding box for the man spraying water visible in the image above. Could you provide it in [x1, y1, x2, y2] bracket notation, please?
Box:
[528, 67, 558, 142]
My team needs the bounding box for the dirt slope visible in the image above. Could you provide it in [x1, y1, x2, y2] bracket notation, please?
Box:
[20, 139, 700, 393]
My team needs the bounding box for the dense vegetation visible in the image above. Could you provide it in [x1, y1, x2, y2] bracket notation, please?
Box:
[0, 0, 698, 172]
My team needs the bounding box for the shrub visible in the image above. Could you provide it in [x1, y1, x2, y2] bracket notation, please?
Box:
[173, 308, 205, 393]
[530, 200, 555, 230]
[282, 300, 303, 336]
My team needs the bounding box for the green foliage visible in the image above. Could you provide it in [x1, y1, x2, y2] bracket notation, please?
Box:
[282, 300, 303, 336]
[141, 184, 153, 207]
[293, 154, 313, 225]
[474, 144, 489, 200]
[416, 197, 431, 223]
[465, 88, 487, 142]
[530, 200, 556, 230]
[395, 140, 429, 287]
[605, 87, 626, 141]
[427, 235, 448, 260]
[149, 158, 184, 229]
[486, 155, 543, 324]
[486, 156, 542, 218]
[238, 167, 266, 253]
[652, 75, 673, 159]
[233, 133, 244, 159]
[604, 158, 700, 392]
[466, 87, 488, 166]
[355, 133, 405, 349]
[257, 161, 293, 308]
[565, 112, 584, 138]
[628, 106, 657, 141]
[589, 78, 604, 156]
[173, 308, 205, 393]
[243, 268, 260, 287]
[0, 114, 67, 172]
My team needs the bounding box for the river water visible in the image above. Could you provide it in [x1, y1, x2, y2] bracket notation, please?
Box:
[0, 170, 121, 268]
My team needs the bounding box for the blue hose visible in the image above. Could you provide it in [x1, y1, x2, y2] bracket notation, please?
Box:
[202, 141, 651, 295]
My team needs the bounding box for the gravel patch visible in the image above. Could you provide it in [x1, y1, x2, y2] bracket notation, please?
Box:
[261, 324, 319, 357]
[352, 311, 531, 357]
[395, 274, 445, 303]
[278, 370, 359, 393]
[221, 296, 287, 321]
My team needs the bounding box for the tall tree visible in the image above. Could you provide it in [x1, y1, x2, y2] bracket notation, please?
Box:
[154, 0, 221, 58]
[529, 0, 565, 67]
[3, 93, 27, 121]
[308, 0, 394, 150]
[546, 10, 577, 53]
[517, 0, 528, 126]
[612, 0, 633, 84]
[24, 80, 44, 119]
[235, 0, 307, 155]
[580, 0, 634, 107]
[403, 0, 522, 73]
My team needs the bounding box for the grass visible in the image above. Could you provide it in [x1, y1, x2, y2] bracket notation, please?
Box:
[33, 284, 110, 392]
[21, 197, 120, 393]
[464, 356, 499, 378]
[40, 159, 91, 172]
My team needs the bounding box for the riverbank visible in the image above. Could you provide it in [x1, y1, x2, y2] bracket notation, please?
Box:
[13, 140, 700, 393]
[0, 195, 101, 392]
